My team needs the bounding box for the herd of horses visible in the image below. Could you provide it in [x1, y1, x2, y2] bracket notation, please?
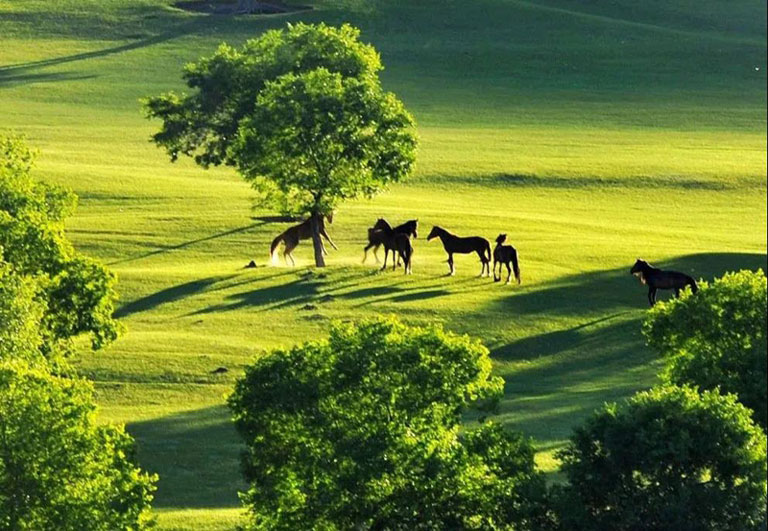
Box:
[269, 214, 697, 305]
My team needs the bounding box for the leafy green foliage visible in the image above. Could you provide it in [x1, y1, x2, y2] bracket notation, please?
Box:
[556, 385, 767, 531]
[643, 269, 767, 428]
[229, 317, 549, 530]
[0, 261, 45, 365]
[0, 136, 120, 352]
[144, 22, 417, 223]
[0, 360, 157, 530]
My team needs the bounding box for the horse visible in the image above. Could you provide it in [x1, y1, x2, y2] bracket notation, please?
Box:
[426, 226, 491, 277]
[366, 219, 413, 274]
[493, 234, 521, 284]
[363, 219, 418, 265]
[630, 258, 698, 306]
[270, 213, 337, 266]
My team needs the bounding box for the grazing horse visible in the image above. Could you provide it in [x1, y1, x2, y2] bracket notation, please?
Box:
[363, 219, 418, 265]
[630, 258, 698, 306]
[427, 226, 491, 277]
[366, 219, 414, 274]
[493, 234, 521, 284]
[270, 213, 337, 266]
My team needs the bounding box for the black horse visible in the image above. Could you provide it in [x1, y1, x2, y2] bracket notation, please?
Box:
[367, 219, 414, 274]
[493, 234, 521, 284]
[363, 219, 418, 266]
[427, 226, 491, 277]
[630, 259, 698, 306]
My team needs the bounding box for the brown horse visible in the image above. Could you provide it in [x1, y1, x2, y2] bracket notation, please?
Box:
[270, 213, 337, 266]
[630, 258, 698, 306]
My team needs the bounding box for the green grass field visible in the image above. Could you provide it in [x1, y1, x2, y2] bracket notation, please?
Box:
[1, 0, 766, 528]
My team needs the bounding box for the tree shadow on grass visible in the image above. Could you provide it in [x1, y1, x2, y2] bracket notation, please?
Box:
[485, 251, 766, 448]
[114, 275, 236, 319]
[491, 252, 767, 319]
[127, 405, 244, 509]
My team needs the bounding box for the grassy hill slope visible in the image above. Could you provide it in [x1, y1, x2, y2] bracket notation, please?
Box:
[1, 0, 766, 528]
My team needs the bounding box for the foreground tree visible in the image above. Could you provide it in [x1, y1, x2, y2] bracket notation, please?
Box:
[0, 360, 157, 530]
[643, 269, 767, 429]
[229, 317, 551, 529]
[144, 23, 417, 266]
[0, 136, 120, 354]
[555, 385, 767, 531]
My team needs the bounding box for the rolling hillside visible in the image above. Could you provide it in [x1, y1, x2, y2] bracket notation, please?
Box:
[1, 0, 766, 528]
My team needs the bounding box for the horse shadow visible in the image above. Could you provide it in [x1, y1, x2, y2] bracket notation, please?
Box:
[127, 406, 244, 509]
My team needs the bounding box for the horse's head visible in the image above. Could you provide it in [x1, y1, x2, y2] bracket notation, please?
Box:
[427, 226, 441, 241]
[373, 218, 391, 232]
[405, 219, 418, 238]
[630, 259, 649, 275]
[324, 211, 335, 224]
[495, 234, 507, 245]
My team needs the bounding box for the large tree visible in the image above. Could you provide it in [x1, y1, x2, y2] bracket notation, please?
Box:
[144, 22, 417, 266]
[643, 269, 767, 429]
[228, 317, 552, 529]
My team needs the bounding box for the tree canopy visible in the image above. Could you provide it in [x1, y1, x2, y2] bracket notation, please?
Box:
[0, 136, 120, 354]
[0, 360, 156, 530]
[555, 385, 767, 531]
[228, 317, 550, 530]
[643, 269, 767, 429]
[144, 23, 417, 265]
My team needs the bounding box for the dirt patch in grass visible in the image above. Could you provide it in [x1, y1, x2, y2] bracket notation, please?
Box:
[175, 0, 311, 15]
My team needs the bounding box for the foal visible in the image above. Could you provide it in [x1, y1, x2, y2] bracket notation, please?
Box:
[493, 234, 521, 284]
[270, 213, 337, 266]
[427, 226, 491, 277]
[630, 258, 698, 306]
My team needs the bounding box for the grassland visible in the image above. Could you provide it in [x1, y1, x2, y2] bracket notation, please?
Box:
[1, 0, 766, 528]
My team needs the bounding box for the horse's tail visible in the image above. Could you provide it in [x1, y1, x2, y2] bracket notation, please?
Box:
[483, 240, 492, 263]
[687, 276, 698, 294]
[270, 232, 285, 263]
[511, 249, 521, 285]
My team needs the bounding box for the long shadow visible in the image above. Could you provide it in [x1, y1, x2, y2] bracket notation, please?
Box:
[0, 71, 96, 88]
[490, 252, 767, 318]
[108, 223, 263, 266]
[194, 277, 323, 314]
[115, 275, 235, 319]
[127, 406, 244, 509]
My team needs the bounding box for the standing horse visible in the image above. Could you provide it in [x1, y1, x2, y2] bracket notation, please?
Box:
[493, 234, 521, 284]
[366, 219, 414, 274]
[630, 258, 698, 306]
[270, 213, 337, 266]
[427, 226, 491, 277]
[363, 219, 418, 265]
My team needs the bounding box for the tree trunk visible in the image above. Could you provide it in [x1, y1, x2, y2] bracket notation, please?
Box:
[310, 212, 326, 267]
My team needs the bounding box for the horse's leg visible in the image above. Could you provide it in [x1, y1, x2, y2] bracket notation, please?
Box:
[373, 244, 381, 264]
[505, 262, 512, 284]
[284, 240, 297, 266]
[448, 254, 455, 276]
[380, 247, 389, 271]
[648, 287, 656, 306]
[320, 227, 338, 250]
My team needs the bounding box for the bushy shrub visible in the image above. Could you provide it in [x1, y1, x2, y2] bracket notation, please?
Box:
[0, 360, 157, 530]
[555, 385, 767, 531]
[644, 269, 767, 428]
[229, 317, 550, 530]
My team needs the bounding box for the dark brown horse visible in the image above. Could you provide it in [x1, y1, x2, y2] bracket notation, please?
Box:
[427, 226, 491, 277]
[367, 219, 413, 274]
[493, 234, 521, 284]
[363, 219, 418, 266]
[270, 213, 336, 266]
[630, 258, 698, 306]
